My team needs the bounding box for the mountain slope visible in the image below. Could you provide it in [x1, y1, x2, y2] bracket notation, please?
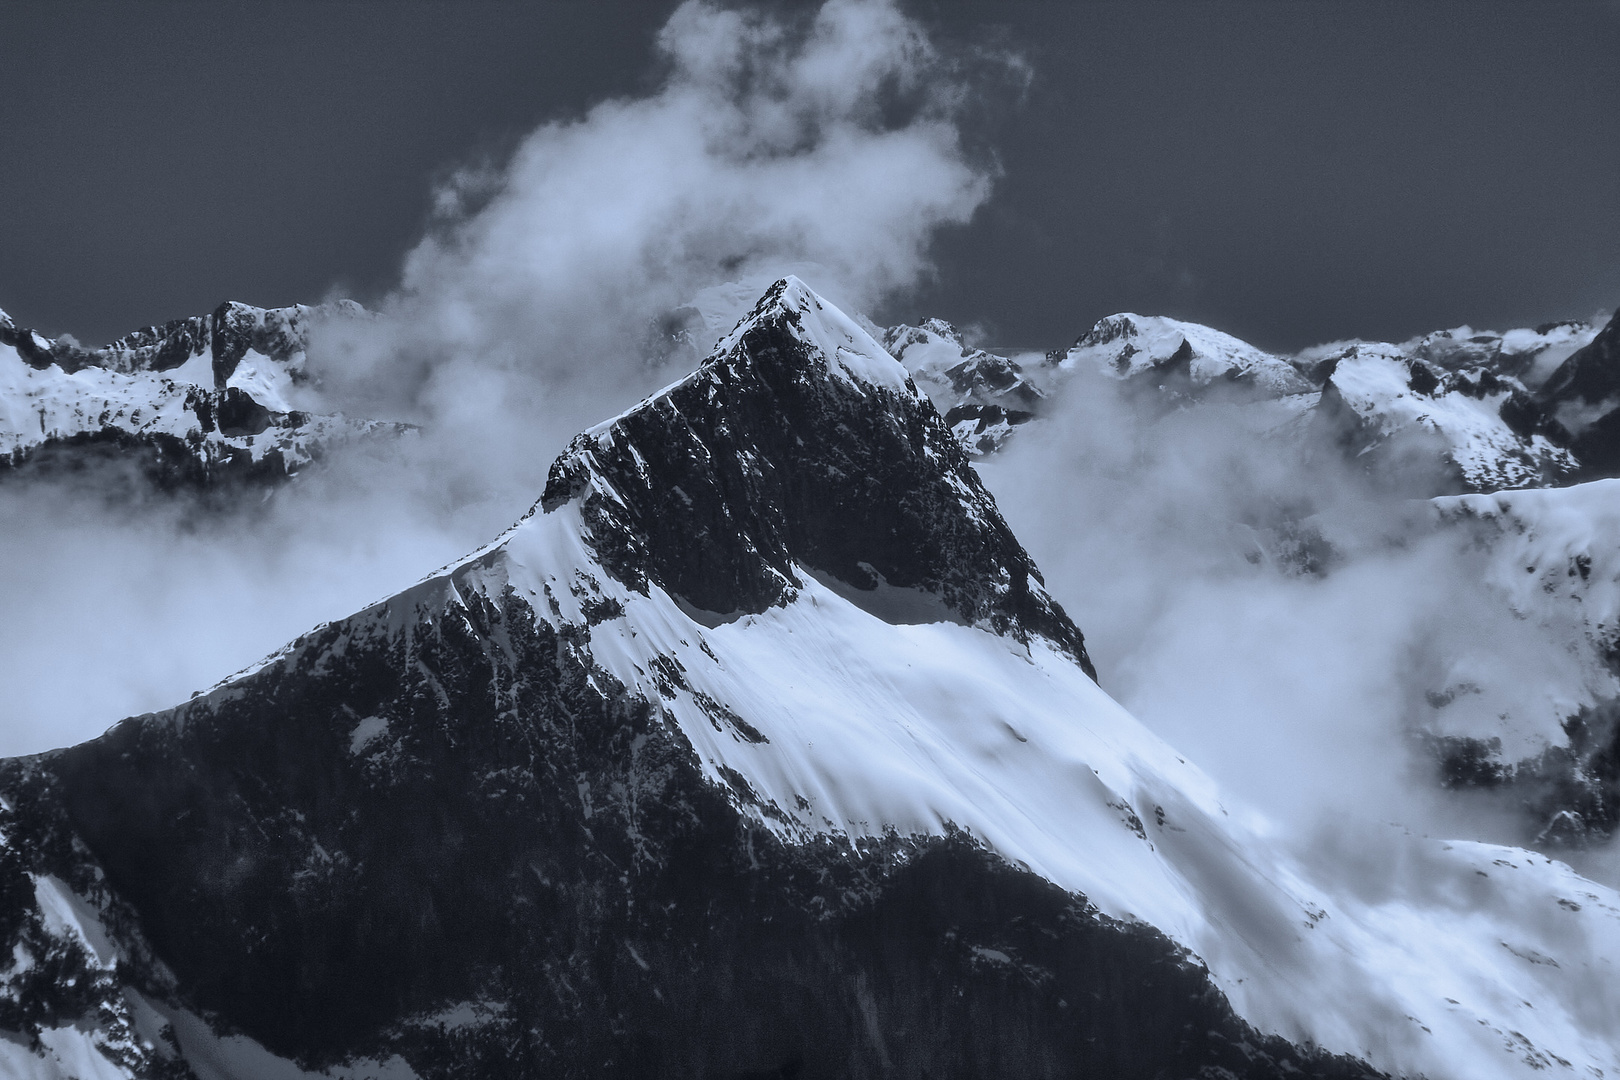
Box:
[1312, 341, 1576, 492]
[1, 280, 1617, 1079]
[1539, 309, 1620, 478]
[0, 301, 399, 488]
[1421, 479, 1620, 844]
[882, 320, 1044, 455]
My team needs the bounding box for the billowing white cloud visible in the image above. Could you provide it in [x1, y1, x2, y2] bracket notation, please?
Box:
[0, 0, 1005, 755]
[312, 0, 994, 470]
[979, 363, 1606, 866]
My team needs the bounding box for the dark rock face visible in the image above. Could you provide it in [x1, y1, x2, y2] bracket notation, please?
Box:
[942, 402, 1036, 456]
[544, 281, 1094, 676]
[1539, 309, 1620, 478]
[1, 427, 290, 494]
[1569, 410, 1620, 480]
[1540, 308, 1620, 412]
[214, 386, 275, 437]
[1430, 701, 1620, 849]
[209, 300, 320, 387]
[0, 281, 1385, 1078]
[98, 314, 214, 374]
[0, 577, 1378, 1079]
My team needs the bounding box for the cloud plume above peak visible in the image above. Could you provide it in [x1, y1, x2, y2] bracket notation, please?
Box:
[316, 0, 998, 438]
[0, 0, 1012, 757]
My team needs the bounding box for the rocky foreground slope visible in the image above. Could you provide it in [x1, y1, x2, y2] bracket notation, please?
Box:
[2, 281, 1617, 1080]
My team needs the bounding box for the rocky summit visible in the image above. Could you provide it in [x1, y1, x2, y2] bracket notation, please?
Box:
[3, 282, 1620, 1080]
[0, 279, 1382, 1080]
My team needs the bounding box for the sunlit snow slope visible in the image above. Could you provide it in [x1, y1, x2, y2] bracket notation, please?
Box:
[2, 280, 1617, 1079]
[479, 282, 1620, 1079]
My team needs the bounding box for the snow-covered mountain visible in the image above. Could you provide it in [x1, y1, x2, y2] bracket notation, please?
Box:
[1417, 481, 1620, 845]
[1300, 317, 1611, 493]
[1064, 312, 1313, 397]
[886, 306, 1615, 497]
[3, 280, 1618, 1080]
[884, 305, 1620, 839]
[1311, 340, 1576, 492]
[881, 319, 1045, 455]
[881, 301, 1620, 868]
[0, 301, 402, 488]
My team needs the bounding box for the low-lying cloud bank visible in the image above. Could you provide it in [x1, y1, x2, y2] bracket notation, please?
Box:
[978, 359, 1619, 874]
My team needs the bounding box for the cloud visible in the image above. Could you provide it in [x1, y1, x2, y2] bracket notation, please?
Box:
[0, 0, 1005, 755]
[978, 364, 1605, 861]
[0, 457, 471, 756]
[307, 0, 998, 518]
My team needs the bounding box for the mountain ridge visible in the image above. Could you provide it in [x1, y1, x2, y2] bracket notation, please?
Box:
[0, 277, 1386, 1079]
[0, 298, 397, 488]
[2, 280, 1617, 1079]
[543, 278, 1093, 674]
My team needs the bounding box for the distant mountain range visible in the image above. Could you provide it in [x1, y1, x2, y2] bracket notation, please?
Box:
[7, 289, 1614, 497]
[0, 301, 403, 490]
[891, 306, 1615, 493]
[891, 304, 1620, 852]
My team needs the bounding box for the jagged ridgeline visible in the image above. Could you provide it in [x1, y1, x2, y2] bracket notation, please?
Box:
[0, 300, 402, 489]
[0, 279, 1380, 1079]
[895, 304, 1620, 493]
[3, 280, 1617, 1080]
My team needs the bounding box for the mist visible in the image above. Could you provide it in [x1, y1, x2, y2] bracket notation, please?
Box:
[978, 360, 1617, 869]
[5, 0, 1604, 888]
[0, 0, 998, 756]
[0, 451, 475, 756]
[303, 0, 1001, 527]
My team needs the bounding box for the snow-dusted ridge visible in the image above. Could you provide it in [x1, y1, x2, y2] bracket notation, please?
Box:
[0, 298, 399, 484]
[1317, 341, 1576, 491]
[179, 283, 1620, 1075]
[2, 280, 1618, 1078]
[1064, 312, 1313, 396]
[882, 318, 1045, 456]
[885, 305, 1618, 496]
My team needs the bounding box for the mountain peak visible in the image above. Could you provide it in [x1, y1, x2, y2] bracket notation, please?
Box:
[712, 275, 913, 392]
[543, 277, 1094, 674]
[1066, 312, 1310, 394]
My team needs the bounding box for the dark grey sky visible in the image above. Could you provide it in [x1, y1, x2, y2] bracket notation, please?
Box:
[2, 0, 1617, 353]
